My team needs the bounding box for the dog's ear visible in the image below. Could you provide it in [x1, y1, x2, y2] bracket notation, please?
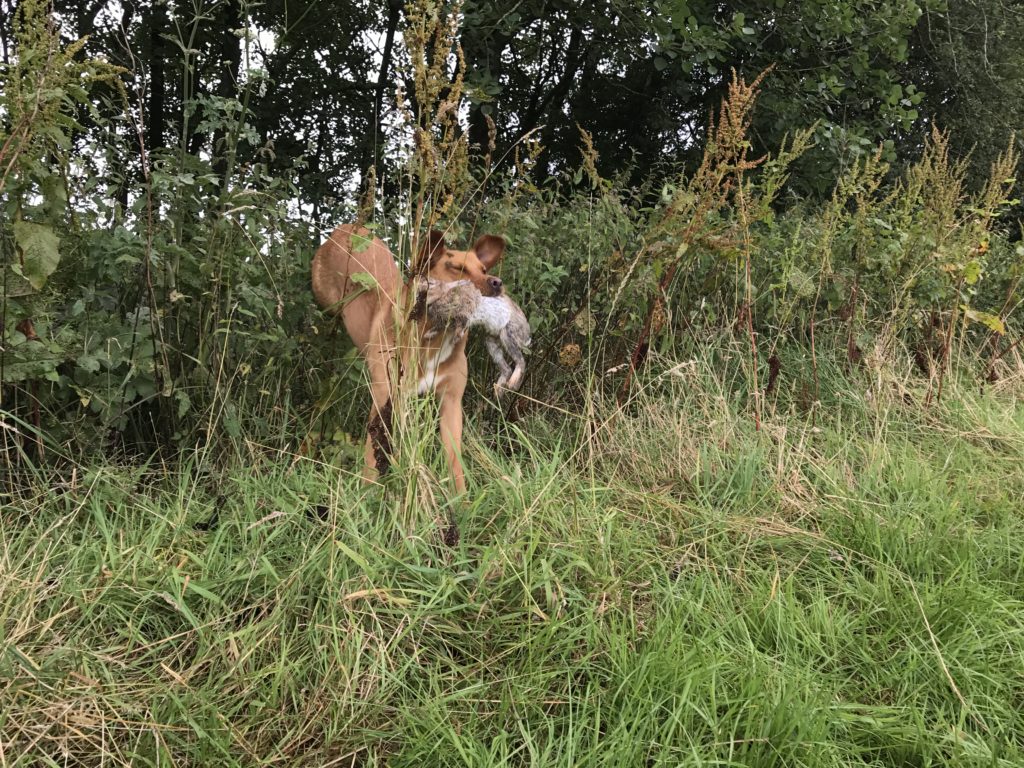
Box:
[417, 229, 447, 272]
[473, 235, 506, 269]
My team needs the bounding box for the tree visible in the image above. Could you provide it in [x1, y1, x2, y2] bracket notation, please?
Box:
[904, 0, 1024, 198]
[456, 0, 931, 194]
[10, 0, 1016, 210]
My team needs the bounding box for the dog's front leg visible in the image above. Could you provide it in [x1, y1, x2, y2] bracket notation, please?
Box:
[438, 387, 466, 494]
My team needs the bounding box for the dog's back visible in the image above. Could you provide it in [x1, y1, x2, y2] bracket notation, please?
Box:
[312, 223, 399, 352]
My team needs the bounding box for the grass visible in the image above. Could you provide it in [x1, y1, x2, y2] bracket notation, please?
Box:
[2, 346, 1024, 766]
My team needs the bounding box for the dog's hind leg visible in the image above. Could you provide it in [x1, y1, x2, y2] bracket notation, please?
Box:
[362, 343, 397, 483]
[365, 398, 393, 479]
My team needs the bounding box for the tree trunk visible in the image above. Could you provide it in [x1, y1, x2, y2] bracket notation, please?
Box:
[461, 24, 511, 160]
[146, 0, 168, 153]
[358, 0, 401, 192]
[0, 0, 10, 66]
[76, 0, 106, 41]
[212, 0, 243, 179]
[530, 26, 586, 145]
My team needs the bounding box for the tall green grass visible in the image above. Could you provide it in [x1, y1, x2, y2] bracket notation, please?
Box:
[2, 349, 1024, 766]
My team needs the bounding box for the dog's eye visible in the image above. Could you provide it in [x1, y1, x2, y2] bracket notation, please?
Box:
[481, 267, 488, 275]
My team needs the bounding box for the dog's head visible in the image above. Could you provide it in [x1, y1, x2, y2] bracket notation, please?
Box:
[419, 230, 506, 297]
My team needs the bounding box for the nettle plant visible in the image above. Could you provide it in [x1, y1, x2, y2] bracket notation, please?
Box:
[1, 1, 319, 463]
[1, 0, 126, 454]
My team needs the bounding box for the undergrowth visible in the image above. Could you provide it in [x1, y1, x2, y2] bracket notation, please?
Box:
[3, 354, 1024, 766]
[2, 1, 1022, 462]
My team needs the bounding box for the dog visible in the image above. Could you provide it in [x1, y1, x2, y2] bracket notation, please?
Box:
[311, 224, 506, 492]
[421, 278, 531, 396]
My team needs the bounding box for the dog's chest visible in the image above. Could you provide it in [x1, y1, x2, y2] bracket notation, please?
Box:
[417, 334, 457, 395]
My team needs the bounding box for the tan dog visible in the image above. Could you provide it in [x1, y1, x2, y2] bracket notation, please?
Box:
[311, 223, 506, 492]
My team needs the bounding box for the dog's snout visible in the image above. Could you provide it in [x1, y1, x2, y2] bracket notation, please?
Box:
[488, 276, 503, 294]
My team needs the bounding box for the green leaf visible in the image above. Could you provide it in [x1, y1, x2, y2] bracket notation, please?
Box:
[0, 349, 61, 382]
[788, 268, 815, 298]
[351, 232, 373, 253]
[335, 540, 370, 570]
[350, 272, 378, 290]
[962, 306, 1005, 334]
[39, 124, 71, 150]
[221, 403, 241, 438]
[963, 259, 981, 285]
[185, 580, 225, 606]
[175, 390, 192, 418]
[13, 221, 61, 290]
[77, 354, 101, 373]
[1, 266, 35, 297]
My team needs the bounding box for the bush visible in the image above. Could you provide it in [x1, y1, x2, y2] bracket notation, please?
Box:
[2, 2, 1021, 475]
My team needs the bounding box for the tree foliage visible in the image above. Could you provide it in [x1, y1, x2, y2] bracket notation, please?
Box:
[904, 0, 1024, 184]
[2, 0, 1017, 209]
[0, 0, 1022, 464]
